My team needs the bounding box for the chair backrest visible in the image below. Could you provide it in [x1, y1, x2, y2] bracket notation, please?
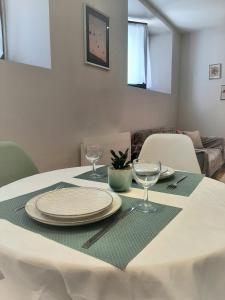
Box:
[0, 141, 39, 187]
[81, 132, 131, 166]
[139, 133, 201, 173]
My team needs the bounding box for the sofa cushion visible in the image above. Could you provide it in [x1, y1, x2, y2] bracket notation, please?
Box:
[81, 132, 131, 166]
[183, 130, 203, 149]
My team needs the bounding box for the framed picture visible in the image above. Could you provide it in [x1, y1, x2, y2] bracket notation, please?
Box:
[84, 4, 109, 70]
[209, 64, 222, 80]
[221, 85, 225, 100]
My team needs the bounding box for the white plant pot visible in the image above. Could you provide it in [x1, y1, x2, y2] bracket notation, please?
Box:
[108, 166, 132, 192]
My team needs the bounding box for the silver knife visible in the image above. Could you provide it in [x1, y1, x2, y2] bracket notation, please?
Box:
[82, 206, 136, 249]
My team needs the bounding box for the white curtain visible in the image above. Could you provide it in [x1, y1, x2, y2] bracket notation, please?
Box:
[0, 19, 3, 58]
[128, 22, 146, 85]
[146, 26, 152, 89]
[0, 0, 8, 59]
[0, 1, 4, 58]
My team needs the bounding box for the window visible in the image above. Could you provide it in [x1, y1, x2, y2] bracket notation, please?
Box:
[0, 0, 51, 69]
[0, 17, 3, 59]
[0, 0, 5, 59]
[128, 0, 173, 94]
[128, 21, 147, 89]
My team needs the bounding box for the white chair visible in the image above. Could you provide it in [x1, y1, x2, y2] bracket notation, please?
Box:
[81, 132, 131, 166]
[139, 134, 201, 174]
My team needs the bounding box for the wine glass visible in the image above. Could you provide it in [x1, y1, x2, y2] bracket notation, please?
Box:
[132, 159, 161, 213]
[85, 144, 103, 179]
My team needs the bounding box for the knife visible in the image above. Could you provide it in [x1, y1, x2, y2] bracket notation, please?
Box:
[82, 206, 136, 249]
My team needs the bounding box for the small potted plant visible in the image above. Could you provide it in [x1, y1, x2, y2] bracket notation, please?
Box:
[108, 148, 132, 192]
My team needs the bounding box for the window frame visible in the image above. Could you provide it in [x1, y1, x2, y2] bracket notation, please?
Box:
[127, 20, 148, 90]
[0, 0, 7, 60]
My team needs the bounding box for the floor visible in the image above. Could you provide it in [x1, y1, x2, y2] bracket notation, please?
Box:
[213, 164, 225, 183]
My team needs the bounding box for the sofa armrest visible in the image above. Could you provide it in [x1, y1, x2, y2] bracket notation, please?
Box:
[201, 137, 225, 152]
[195, 150, 207, 174]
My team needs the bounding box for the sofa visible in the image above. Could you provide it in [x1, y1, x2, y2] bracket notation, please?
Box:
[80, 132, 131, 166]
[131, 127, 225, 177]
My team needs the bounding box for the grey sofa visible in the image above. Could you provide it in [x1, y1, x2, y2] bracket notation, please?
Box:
[131, 127, 225, 177]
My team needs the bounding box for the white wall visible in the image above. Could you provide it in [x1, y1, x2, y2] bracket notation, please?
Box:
[178, 26, 225, 136]
[0, 0, 181, 172]
[150, 32, 172, 94]
[5, 0, 51, 68]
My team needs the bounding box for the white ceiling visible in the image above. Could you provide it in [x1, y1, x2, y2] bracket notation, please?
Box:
[129, 0, 225, 32]
[128, 0, 170, 34]
[128, 0, 154, 19]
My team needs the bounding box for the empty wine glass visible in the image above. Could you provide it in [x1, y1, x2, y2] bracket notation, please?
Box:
[132, 159, 161, 213]
[85, 144, 103, 179]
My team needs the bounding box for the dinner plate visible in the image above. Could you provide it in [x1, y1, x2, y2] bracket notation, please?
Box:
[159, 166, 175, 180]
[25, 192, 122, 226]
[36, 187, 113, 218]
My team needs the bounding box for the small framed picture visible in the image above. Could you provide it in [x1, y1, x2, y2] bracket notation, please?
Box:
[209, 64, 222, 80]
[84, 4, 110, 70]
[220, 85, 225, 100]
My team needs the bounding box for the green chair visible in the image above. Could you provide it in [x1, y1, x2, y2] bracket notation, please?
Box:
[0, 141, 39, 187]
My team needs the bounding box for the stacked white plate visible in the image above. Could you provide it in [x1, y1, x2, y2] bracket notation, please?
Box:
[25, 187, 122, 226]
[160, 165, 175, 180]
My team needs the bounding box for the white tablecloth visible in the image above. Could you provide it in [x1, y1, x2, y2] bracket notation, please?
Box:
[0, 166, 225, 300]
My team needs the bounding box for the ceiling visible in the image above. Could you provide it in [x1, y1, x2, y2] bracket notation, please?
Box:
[128, 0, 170, 34]
[128, 0, 154, 19]
[128, 0, 225, 32]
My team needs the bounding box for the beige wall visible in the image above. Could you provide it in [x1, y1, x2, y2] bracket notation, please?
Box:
[178, 26, 225, 137]
[0, 0, 180, 172]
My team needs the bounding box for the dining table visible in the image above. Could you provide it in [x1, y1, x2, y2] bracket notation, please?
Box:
[0, 165, 225, 300]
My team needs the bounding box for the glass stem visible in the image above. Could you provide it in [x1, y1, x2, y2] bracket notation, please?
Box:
[92, 161, 96, 174]
[144, 187, 149, 202]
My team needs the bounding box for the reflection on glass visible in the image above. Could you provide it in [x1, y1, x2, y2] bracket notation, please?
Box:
[132, 159, 160, 213]
[85, 144, 103, 179]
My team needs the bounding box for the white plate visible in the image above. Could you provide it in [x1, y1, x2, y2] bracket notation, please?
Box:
[159, 166, 175, 180]
[25, 192, 122, 226]
[36, 187, 113, 218]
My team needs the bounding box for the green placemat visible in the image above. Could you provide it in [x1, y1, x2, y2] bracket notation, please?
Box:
[76, 166, 109, 183]
[0, 183, 182, 270]
[75, 166, 204, 197]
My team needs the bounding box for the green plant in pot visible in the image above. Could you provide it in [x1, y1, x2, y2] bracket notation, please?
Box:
[108, 148, 132, 192]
